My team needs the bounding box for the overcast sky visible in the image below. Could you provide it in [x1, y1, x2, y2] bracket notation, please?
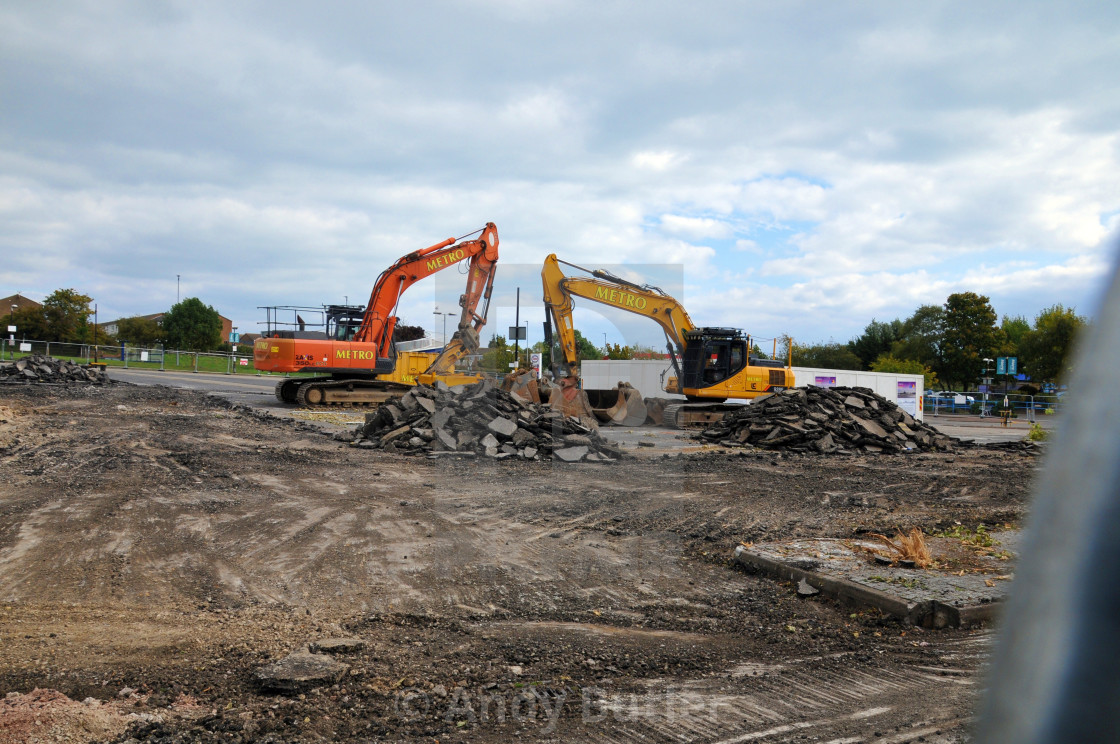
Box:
[2, 1, 1118, 350]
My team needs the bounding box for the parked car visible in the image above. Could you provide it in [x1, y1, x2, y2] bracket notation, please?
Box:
[926, 391, 975, 405]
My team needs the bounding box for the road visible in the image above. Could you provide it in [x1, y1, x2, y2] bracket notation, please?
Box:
[106, 367, 279, 399]
[106, 367, 1045, 444]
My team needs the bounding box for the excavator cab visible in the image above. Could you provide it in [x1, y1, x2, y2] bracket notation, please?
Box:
[325, 305, 365, 341]
[680, 328, 748, 389]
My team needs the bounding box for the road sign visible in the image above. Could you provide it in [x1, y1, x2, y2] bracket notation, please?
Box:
[508, 326, 526, 340]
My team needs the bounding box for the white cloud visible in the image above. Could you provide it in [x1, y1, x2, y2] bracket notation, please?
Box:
[0, 2, 1117, 338]
[658, 215, 731, 240]
[631, 150, 685, 171]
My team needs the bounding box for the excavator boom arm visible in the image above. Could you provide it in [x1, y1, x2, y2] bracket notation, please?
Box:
[542, 254, 695, 376]
[353, 224, 500, 362]
[422, 237, 499, 375]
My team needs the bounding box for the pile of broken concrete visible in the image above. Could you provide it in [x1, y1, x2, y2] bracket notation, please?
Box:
[698, 386, 955, 454]
[0, 355, 110, 385]
[350, 379, 626, 462]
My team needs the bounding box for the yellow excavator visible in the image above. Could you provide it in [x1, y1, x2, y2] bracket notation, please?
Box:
[541, 254, 795, 427]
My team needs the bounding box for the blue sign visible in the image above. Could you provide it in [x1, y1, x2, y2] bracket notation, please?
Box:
[1008, 357, 1017, 375]
[229, 332, 240, 343]
[996, 357, 1007, 375]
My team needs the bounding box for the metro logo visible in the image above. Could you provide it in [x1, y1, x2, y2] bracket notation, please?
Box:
[426, 248, 466, 273]
[594, 285, 648, 310]
[335, 350, 377, 360]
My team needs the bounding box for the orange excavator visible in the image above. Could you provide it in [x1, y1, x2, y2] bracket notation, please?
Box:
[255, 223, 499, 406]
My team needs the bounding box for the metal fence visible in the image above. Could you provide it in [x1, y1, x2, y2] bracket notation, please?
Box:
[1, 339, 257, 375]
[925, 390, 1065, 422]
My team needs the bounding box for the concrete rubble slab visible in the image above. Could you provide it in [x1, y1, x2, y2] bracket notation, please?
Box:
[733, 531, 1021, 628]
[308, 638, 366, 654]
[254, 650, 350, 693]
[349, 379, 626, 462]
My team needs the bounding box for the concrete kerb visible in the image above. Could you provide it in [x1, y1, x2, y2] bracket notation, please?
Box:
[733, 543, 1005, 629]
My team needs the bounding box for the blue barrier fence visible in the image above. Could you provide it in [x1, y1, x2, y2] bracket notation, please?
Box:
[925, 391, 1064, 421]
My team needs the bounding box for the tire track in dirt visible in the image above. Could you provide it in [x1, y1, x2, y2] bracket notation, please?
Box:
[575, 634, 989, 742]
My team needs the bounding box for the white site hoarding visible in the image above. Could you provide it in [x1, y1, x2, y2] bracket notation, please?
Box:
[580, 360, 925, 422]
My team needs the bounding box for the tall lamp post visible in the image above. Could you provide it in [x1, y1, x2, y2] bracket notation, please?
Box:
[433, 308, 454, 346]
[982, 357, 994, 416]
[441, 312, 454, 345]
[7, 304, 15, 360]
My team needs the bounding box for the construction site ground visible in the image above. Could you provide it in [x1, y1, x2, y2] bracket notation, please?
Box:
[0, 374, 1042, 743]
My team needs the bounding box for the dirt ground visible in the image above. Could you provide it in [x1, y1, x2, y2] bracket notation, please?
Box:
[0, 381, 1039, 743]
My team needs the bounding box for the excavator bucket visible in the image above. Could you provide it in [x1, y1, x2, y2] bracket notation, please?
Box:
[501, 369, 541, 404]
[642, 397, 673, 426]
[550, 381, 599, 430]
[585, 382, 649, 426]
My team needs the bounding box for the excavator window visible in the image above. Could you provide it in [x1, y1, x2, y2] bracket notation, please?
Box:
[326, 308, 363, 341]
[698, 338, 748, 385]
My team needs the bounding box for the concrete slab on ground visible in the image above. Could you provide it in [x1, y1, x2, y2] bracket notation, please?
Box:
[734, 531, 1020, 628]
[596, 426, 705, 456]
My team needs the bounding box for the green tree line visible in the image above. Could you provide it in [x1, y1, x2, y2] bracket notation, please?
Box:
[785, 292, 1087, 389]
[6, 290, 226, 352]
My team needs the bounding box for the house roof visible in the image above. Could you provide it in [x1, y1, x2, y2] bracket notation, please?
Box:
[102, 311, 231, 326]
[0, 294, 42, 311]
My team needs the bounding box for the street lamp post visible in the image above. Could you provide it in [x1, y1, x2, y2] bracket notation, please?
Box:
[433, 308, 454, 346]
[7, 304, 15, 360]
[442, 312, 454, 345]
[982, 357, 994, 416]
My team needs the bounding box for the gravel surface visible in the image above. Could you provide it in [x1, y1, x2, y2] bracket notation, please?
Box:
[0, 382, 1039, 743]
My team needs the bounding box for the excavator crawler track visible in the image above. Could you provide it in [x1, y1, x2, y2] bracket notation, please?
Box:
[283, 377, 412, 408]
[662, 402, 739, 429]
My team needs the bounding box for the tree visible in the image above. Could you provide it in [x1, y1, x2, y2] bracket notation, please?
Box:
[849, 318, 903, 370]
[890, 305, 944, 370]
[116, 316, 165, 347]
[1000, 315, 1030, 355]
[162, 298, 223, 351]
[871, 354, 939, 389]
[8, 305, 49, 341]
[42, 289, 94, 342]
[573, 329, 600, 360]
[1018, 305, 1087, 384]
[785, 338, 862, 370]
[393, 323, 426, 342]
[481, 334, 514, 372]
[605, 343, 635, 360]
[937, 292, 999, 389]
